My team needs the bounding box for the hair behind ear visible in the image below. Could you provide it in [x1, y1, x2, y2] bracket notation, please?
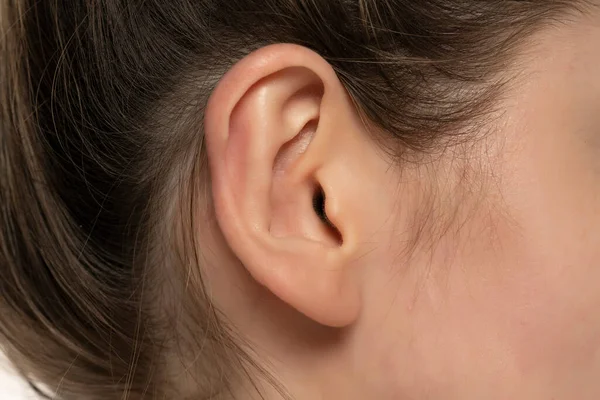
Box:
[0, 2, 158, 398]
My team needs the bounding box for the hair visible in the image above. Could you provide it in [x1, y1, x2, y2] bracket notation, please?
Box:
[0, 0, 591, 399]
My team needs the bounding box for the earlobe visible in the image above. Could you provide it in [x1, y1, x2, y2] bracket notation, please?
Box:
[204, 44, 364, 327]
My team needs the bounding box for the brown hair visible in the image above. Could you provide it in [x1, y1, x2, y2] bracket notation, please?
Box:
[0, 0, 590, 399]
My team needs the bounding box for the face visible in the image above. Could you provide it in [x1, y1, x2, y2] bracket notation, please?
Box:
[202, 9, 600, 400]
[354, 13, 600, 400]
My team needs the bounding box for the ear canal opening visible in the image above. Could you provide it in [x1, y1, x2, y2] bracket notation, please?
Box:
[312, 185, 343, 245]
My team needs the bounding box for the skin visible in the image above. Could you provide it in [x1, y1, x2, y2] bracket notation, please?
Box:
[198, 8, 600, 400]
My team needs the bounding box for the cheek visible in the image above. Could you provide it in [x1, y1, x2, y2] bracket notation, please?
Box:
[497, 103, 600, 383]
[359, 112, 600, 398]
[360, 196, 600, 398]
[492, 203, 600, 388]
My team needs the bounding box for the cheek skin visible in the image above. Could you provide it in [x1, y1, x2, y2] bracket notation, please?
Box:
[490, 105, 600, 397]
[356, 19, 600, 400]
[355, 175, 531, 399]
[359, 156, 600, 400]
[496, 17, 600, 391]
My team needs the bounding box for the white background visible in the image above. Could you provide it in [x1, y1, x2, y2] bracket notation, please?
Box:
[0, 356, 37, 399]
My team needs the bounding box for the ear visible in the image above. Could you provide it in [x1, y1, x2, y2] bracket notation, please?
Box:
[204, 44, 369, 327]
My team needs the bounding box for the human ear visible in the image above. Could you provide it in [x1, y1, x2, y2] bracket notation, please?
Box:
[204, 44, 370, 328]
